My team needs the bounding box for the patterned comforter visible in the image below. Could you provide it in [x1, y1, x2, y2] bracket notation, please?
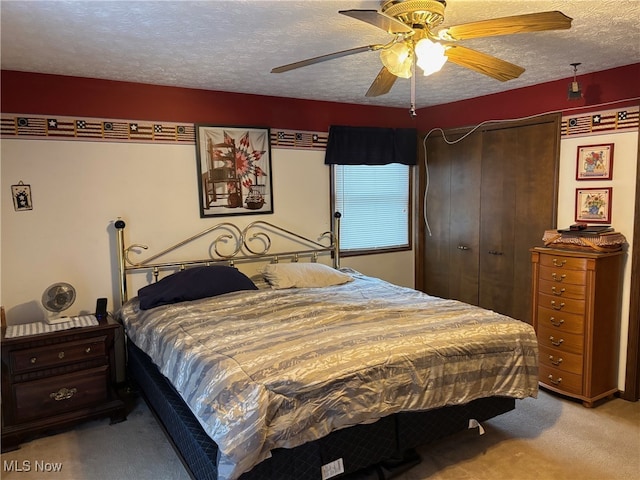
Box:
[119, 270, 538, 480]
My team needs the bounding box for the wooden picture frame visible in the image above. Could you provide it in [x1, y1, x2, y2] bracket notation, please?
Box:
[11, 181, 33, 211]
[195, 125, 273, 218]
[576, 143, 614, 180]
[575, 187, 612, 224]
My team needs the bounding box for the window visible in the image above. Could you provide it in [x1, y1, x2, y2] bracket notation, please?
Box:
[332, 163, 411, 253]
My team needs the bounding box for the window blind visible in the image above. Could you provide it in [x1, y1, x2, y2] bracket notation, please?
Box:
[334, 164, 410, 251]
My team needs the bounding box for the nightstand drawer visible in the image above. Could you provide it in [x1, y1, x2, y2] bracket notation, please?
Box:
[11, 337, 107, 374]
[539, 255, 587, 271]
[539, 265, 587, 285]
[12, 366, 109, 423]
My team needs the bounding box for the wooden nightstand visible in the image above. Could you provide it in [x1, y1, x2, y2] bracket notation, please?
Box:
[1, 315, 127, 451]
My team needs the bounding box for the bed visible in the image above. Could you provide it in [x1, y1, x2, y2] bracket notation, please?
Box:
[114, 215, 538, 480]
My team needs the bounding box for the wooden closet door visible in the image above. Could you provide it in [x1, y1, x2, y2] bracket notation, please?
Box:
[511, 121, 559, 322]
[422, 132, 481, 304]
[448, 134, 482, 304]
[478, 120, 559, 322]
[478, 128, 517, 316]
[417, 115, 559, 323]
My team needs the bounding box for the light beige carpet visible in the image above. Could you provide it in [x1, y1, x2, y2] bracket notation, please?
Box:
[1, 389, 638, 480]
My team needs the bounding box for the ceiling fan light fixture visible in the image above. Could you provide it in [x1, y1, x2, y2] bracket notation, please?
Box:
[415, 38, 447, 76]
[380, 42, 413, 78]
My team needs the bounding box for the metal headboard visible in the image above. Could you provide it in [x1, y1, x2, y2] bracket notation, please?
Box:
[115, 212, 341, 306]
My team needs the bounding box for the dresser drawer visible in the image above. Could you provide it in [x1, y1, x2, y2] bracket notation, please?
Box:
[12, 366, 109, 423]
[537, 293, 585, 315]
[539, 265, 587, 285]
[10, 336, 107, 374]
[538, 325, 584, 355]
[539, 254, 587, 271]
[539, 345, 583, 375]
[538, 279, 586, 300]
[537, 306, 584, 334]
[539, 364, 583, 395]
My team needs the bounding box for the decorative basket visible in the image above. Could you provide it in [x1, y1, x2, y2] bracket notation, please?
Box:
[542, 229, 627, 252]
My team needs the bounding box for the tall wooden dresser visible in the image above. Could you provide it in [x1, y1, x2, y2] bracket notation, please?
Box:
[530, 247, 624, 407]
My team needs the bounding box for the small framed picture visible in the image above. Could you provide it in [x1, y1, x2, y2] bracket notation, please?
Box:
[575, 187, 612, 224]
[11, 182, 33, 211]
[576, 143, 614, 180]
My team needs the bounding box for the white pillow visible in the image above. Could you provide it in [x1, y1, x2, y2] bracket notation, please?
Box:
[262, 263, 353, 289]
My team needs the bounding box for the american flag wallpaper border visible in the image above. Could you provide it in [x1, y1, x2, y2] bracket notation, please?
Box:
[270, 129, 328, 151]
[1, 114, 196, 144]
[0, 114, 329, 152]
[562, 106, 639, 138]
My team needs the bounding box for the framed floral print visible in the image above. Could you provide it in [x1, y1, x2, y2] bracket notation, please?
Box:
[195, 125, 273, 217]
[575, 187, 612, 224]
[576, 143, 614, 180]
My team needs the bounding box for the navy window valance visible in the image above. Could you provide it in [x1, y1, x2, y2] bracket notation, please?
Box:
[324, 125, 418, 166]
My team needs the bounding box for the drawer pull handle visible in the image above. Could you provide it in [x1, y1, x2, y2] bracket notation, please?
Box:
[457, 245, 470, 250]
[50, 387, 77, 401]
[58, 351, 65, 359]
[549, 355, 563, 366]
[549, 336, 564, 347]
[488, 250, 503, 255]
[549, 317, 565, 328]
[30, 357, 37, 364]
[85, 347, 92, 354]
[552, 259, 567, 267]
[551, 287, 565, 296]
[551, 301, 565, 310]
[548, 375, 562, 386]
[551, 273, 566, 282]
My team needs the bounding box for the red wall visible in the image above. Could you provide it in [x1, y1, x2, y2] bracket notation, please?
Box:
[416, 63, 640, 131]
[2, 63, 639, 132]
[0, 70, 416, 130]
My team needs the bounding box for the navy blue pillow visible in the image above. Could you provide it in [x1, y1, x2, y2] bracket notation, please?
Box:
[138, 265, 258, 310]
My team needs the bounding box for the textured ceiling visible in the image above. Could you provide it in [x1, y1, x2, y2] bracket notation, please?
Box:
[1, 0, 639, 110]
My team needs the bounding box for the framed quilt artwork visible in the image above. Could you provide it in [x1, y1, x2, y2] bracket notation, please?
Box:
[195, 125, 273, 217]
[576, 143, 614, 180]
[575, 187, 612, 224]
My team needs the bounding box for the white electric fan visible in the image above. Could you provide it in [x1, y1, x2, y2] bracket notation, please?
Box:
[42, 282, 76, 324]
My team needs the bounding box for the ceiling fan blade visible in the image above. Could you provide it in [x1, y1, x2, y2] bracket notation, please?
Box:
[365, 67, 398, 97]
[271, 45, 382, 73]
[440, 11, 572, 41]
[445, 45, 525, 82]
[339, 9, 414, 34]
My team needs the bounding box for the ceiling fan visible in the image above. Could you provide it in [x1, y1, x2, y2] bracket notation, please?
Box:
[271, 0, 572, 110]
